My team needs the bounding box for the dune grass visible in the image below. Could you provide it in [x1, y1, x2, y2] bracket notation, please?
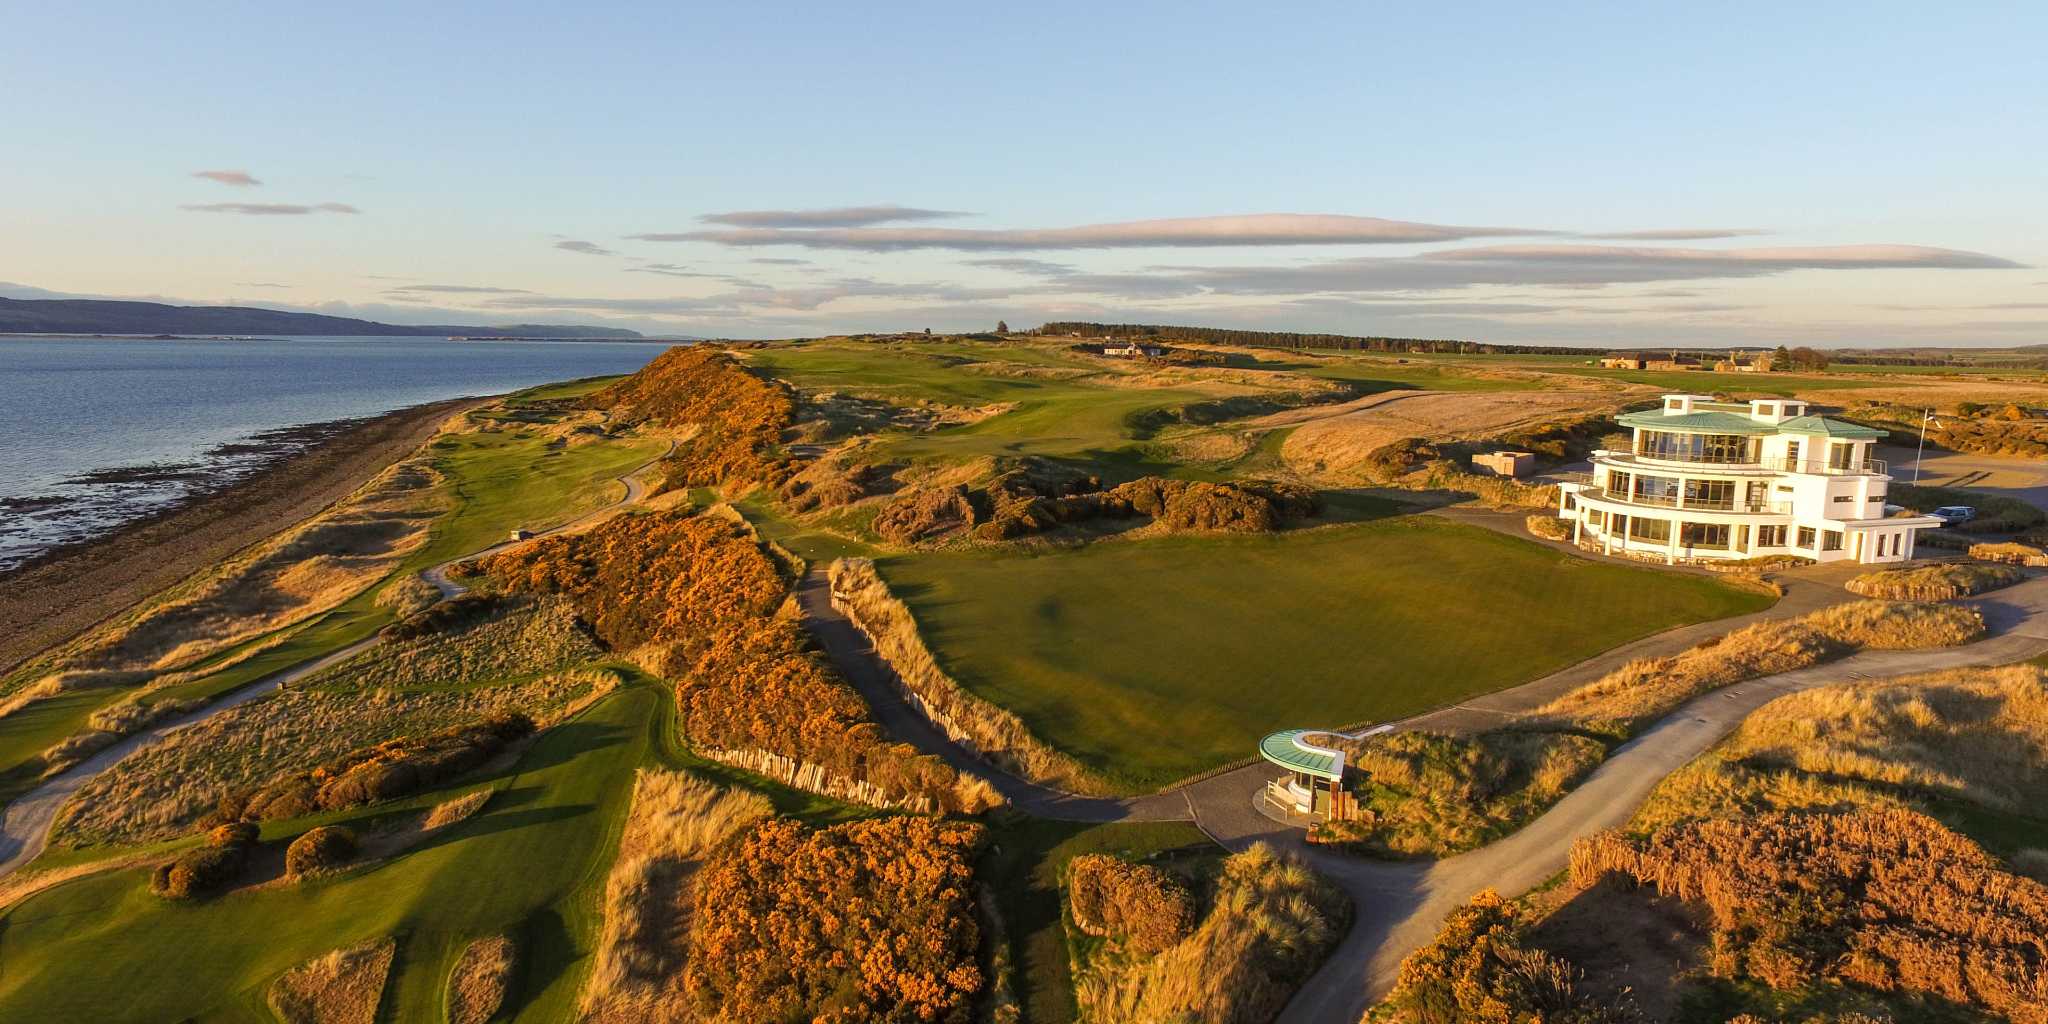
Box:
[881, 516, 1770, 791]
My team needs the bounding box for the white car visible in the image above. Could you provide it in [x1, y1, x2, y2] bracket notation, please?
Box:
[1929, 506, 1977, 526]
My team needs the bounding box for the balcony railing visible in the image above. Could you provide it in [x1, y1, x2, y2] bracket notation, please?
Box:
[1568, 485, 1793, 516]
[1603, 450, 1887, 476]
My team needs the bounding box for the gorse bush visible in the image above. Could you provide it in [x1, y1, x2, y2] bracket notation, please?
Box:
[1066, 854, 1198, 954]
[284, 825, 357, 879]
[150, 820, 260, 900]
[1844, 563, 2022, 602]
[378, 592, 504, 642]
[592, 346, 794, 490]
[228, 712, 533, 822]
[1570, 810, 2048, 1023]
[684, 816, 985, 1024]
[483, 509, 985, 812]
[1373, 889, 1634, 1024]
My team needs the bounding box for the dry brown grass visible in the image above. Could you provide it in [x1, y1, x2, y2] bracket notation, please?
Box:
[312, 595, 602, 692]
[268, 937, 396, 1024]
[447, 934, 516, 1024]
[75, 458, 445, 675]
[424, 790, 492, 830]
[1271, 390, 1624, 483]
[53, 670, 612, 847]
[1971, 541, 2048, 566]
[374, 573, 442, 618]
[1535, 600, 1983, 739]
[1635, 664, 2048, 833]
[828, 558, 1112, 795]
[1316, 730, 1607, 857]
[1075, 843, 1348, 1024]
[1844, 562, 2023, 601]
[1525, 514, 1572, 541]
[578, 770, 771, 1024]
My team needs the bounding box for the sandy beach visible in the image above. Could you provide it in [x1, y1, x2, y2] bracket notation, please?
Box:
[0, 397, 483, 677]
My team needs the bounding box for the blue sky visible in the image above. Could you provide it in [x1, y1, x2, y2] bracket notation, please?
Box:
[3, 1, 2043, 345]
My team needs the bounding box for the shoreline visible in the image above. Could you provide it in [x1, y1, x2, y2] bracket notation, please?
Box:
[0, 397, 486, 678]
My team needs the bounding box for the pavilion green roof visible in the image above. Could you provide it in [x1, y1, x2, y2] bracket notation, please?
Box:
[1616, 410, 1778, 435]
[1777, 415, 1889, 439]
[1258, 729, 1345, 781]
[1618, 409, 1889, 440]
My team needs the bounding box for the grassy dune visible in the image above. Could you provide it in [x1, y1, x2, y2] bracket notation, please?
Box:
[882, 516, 1771, 790]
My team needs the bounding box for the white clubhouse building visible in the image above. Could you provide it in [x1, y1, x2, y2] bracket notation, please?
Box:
[1558, 394, 1940, 565]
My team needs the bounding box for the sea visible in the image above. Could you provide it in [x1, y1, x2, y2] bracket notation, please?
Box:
[0, 335, 670, 573]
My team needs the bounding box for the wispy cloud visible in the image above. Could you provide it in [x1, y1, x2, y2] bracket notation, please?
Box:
[698, 204, 970, 229]
[181, 202, 359, 215]
[1160, 243, 2024, 294]
[635, 213, 1557, 251]
[554, 239, 617, 256]
[384, 283, 533, 295]
[965, 257, 1080, 276]
[1581, 228, 1770, 241]
[235, 282, 291, 288]
[749, 257, 813, 265]
[192, 169, 262, 187]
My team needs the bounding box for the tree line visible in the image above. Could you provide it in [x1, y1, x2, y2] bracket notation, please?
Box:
[1031, 321, 1587, 355]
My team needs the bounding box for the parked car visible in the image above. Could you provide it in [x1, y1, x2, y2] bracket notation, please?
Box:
[1929, 506, 1977, 526]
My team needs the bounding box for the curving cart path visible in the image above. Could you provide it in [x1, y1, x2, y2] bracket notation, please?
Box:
[799, 557, 2048, 1023]
[0, 441, 672, 880]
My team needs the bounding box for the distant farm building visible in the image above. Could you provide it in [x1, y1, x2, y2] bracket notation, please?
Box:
[1102, 341, 1166, 358]
[1470, 451, 1535, 478]
[1599, 352, 1649, 370]
[1714, 349, 1774, 373]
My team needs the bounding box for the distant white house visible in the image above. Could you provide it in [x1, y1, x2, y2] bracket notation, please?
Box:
[1102, 341, 1165, 358]
[1557, 394, 1939, 564]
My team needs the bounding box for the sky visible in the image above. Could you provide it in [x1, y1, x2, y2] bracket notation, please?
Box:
[3, 1, 2044, 347]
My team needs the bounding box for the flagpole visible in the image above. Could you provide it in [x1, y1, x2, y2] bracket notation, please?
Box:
[1914, 407, 1929, 483]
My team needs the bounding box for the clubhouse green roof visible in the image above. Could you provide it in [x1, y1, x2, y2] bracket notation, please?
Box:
[1617, 409, 1888, 440]
[1258, 729, 1344, 781]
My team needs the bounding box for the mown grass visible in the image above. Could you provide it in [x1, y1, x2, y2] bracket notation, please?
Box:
[980, 814, 1219, 1024]
[0, 686, 656, 1023]
[1296, 360, 1545, 392]
[881, 516, 1771, 791]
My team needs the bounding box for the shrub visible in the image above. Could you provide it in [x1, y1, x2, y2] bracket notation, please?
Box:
[379, 592, 503, 642]
[1067, 854, 1198, 954]
[239, 713, 533, 821]
[1844, 563, 2022, 601]
[285, 826, 357, 879]
[684, 816, 985, 1024]
[1525, 514, 1572, 541]
[150, 821, 260, 900]
[1569, 810, 2048, 1023]
[874, 485, 979, 544]
[1971, 541, 2048, 566]
[1074, 843, 1348, 1024]
[1374, 889, 1633, 1023]
[1315, 730, 1606, 858]
[484, 510, 985, 813]
[1108, 477, 1318, 532]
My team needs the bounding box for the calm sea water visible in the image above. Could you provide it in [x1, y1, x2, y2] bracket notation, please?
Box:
[0, 335, 667, 571]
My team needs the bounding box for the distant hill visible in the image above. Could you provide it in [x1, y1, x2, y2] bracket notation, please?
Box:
[0, 297, 643, 339]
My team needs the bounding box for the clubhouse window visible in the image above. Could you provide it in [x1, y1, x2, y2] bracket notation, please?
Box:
[1757, 524, 1787, 547]
[1824, 530, 1843, 552]
[1587, 509, 1606, 527]
[1680, 522, 1731, 549]
[1628, 517, 1671, 543]
[1797, 526, 1817, 549]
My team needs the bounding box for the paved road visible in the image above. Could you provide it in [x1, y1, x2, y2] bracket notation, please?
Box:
[796, 540, 2048, 1023]
[0, 441, 671, 880]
